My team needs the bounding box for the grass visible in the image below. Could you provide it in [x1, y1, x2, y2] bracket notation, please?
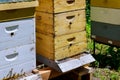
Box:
[93, 68, 120, 80]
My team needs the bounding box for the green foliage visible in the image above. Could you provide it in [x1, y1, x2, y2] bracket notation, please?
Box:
[86, 0, 120, 79]
[93, 68, 120, 80]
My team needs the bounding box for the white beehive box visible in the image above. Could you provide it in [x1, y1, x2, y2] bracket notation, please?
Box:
[0, 18, 35, 51]
[0, 43, 36, 79]
[0, 43, 36, 67]
[0, 60, 36, 79]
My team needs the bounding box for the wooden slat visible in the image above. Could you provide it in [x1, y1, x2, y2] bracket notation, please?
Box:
[0, 1, 38, 11]
[91, 7, 120, 25]
[91, 0, 120, 9]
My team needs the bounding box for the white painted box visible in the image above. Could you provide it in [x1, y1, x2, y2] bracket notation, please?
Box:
[91, 7, 120, 25]
[0, 43, 36, 67]
[0, 60, 36, 80]
[0, 18, 35, 51]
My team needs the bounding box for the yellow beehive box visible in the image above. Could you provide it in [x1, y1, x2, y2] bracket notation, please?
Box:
[36, 9, 86, 36]
[36, 31, 87, 60]
[91, 0, 120, 8]
[36, 0, 86, 13]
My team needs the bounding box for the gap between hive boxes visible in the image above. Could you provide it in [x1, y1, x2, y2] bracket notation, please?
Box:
[36, 52, 95, 73]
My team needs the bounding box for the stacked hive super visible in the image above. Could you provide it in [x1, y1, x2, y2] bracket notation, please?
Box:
[0, 0, 38, 79]
[36, 0, 87, 60]
[91, 0, 120, 47]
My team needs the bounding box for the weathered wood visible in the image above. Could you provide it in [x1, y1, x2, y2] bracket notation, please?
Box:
[33, 68, 51, 80]
[91, 0, 120, 9]
[72, 66, 93, 80]
[36, 31, 87, 60]
[36, 12, 54, 35]
[91, 7, 120, 25]
[36, 0, 86, 13]
[0, 7, 35, 22]
[36, 9, 86, 36]
[0, 1, 38, 11]
[36, 32, 54, 60]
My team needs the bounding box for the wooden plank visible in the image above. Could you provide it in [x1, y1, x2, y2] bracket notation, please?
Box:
[91, 0, 120, 9]
[49, 66, 92, 80]
[72, 66, 93, 80]
[33, 68, 51, 80]
[91, 7, 120, 25]
[36, 0, 86, 13]
[0, 1, 38, 11]
[36, 9, 86, 36]
[0, 7, 35, 22]
[55, 42, 87, 60]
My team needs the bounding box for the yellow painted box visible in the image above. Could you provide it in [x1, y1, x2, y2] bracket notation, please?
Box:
[0, 0, 38, 11]
[36, 0, 86, 13]
[36, 31, 87, 60]
[0, 7, 35, 22]
[36, 9, 86, 36]
[91, 0, 120, 9]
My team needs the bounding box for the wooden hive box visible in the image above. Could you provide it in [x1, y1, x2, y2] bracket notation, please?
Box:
[91, 0, 120, 9]
[36, 9, 86, 36]
[0, 18, 35, 51]
[0, 0, 38, 11]
[36, 0, 86, 13]
[36, 0, 87, 60]
[0, 44, 36, 79]
[36, 31, 87, 60]
[91, 0, 120, 46]
[0, 7, 35, 22]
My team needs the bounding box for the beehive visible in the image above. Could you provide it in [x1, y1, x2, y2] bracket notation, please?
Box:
[91, 0, 120, 47]
[0, 0, 38, 79]
[36, 0, 87, 60]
